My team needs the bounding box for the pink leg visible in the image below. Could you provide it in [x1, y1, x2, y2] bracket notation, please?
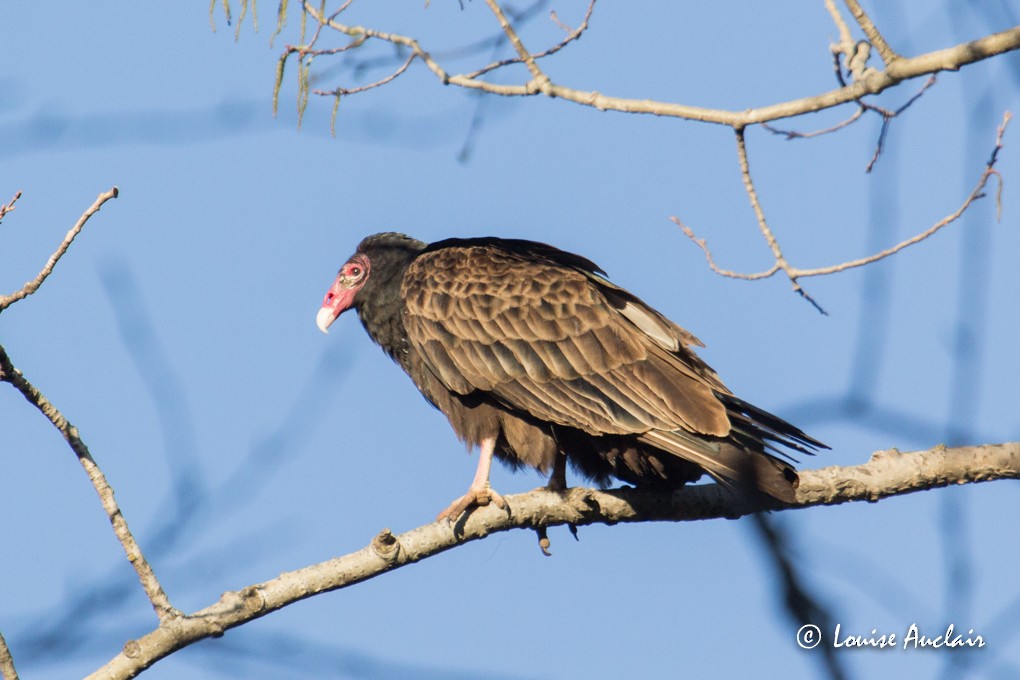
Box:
[437, 437, 507, 522]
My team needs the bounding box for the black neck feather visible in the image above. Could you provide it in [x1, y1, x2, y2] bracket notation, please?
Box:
[353, 233, 427, 372]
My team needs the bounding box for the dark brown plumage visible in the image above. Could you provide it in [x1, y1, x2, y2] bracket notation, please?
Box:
[317, 233, 825, 519]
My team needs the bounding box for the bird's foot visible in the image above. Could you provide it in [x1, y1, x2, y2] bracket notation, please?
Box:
[437, 483, 506, 523]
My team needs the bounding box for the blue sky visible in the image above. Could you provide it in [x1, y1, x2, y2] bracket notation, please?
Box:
[1, 2, 1018, 679]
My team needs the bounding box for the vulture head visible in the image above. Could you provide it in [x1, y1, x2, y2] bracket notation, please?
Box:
[316, 232, 426, 334]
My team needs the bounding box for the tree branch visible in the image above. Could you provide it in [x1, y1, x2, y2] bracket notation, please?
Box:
[0, 187, 119, 313]
[733, 128, 828, 312]
[481, 0, 548, 85]
[0, 344, 180, 622]
[0, 190, 21, 226]
[271, 4, 1018, 307]
[786, 111, 1009, 277]
[0, 188, 178, 622]
[296, 3, 1020, 128]
[677, 111, 1011, 303]
[762, 75, 938, 174]
[843, 0, 900, 66]
[465, 2, 595, 80]
[88, 442, 1019, 679]
[0, 630, 18, 680]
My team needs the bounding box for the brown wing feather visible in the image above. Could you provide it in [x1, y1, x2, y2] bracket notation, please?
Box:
[402, 243, 732, 440]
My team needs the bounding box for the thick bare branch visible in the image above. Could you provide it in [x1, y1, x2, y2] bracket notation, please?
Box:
[89, 442, 1019, 680]
[554, 25, 1019, 126]
[299, 3, 1020, 128]
[0, 345, 180, 622]
[0, 187, 119, 312]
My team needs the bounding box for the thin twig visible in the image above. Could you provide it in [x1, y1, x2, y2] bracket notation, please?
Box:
[733, 128, 828, 310]
[0, 190, 21, 225]
[463, 1, 595, 80]
[329, 0, 549, 77]
[0, 188, 177, 621]
[0, 187, 119, 313]
[789, 111, 1010, 277]
[0, 630, 18, 680]
[312, 51, 414, 97]
[864, 75, 938, 172]
[674, 130, 829, 311]
[302, 3, 448, 77]
[287, 35, 366, 60]
[762, 108, 864, 140]
[672, 216, 780, 281]
[762, 75, 937, 172]
[734, 129, 784, 266]
[682, 112, 1010, 304]
[0, 344, 181, 622]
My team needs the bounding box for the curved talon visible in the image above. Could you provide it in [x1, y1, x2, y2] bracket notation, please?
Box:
[437, 485, 506, 523]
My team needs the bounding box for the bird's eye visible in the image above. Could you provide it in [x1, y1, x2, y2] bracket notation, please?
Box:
[342, 256, 369, 283]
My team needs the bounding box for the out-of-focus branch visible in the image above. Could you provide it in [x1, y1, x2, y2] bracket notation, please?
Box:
[753, 514, 849, 680]
[89, 442, 1019, 680]
[0, 187, 119, 313]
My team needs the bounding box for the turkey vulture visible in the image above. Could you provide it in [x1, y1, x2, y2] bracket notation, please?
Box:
[317, 233, 824, 520]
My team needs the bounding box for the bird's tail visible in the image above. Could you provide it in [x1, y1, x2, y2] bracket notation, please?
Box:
[640, 429, 800, 503]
